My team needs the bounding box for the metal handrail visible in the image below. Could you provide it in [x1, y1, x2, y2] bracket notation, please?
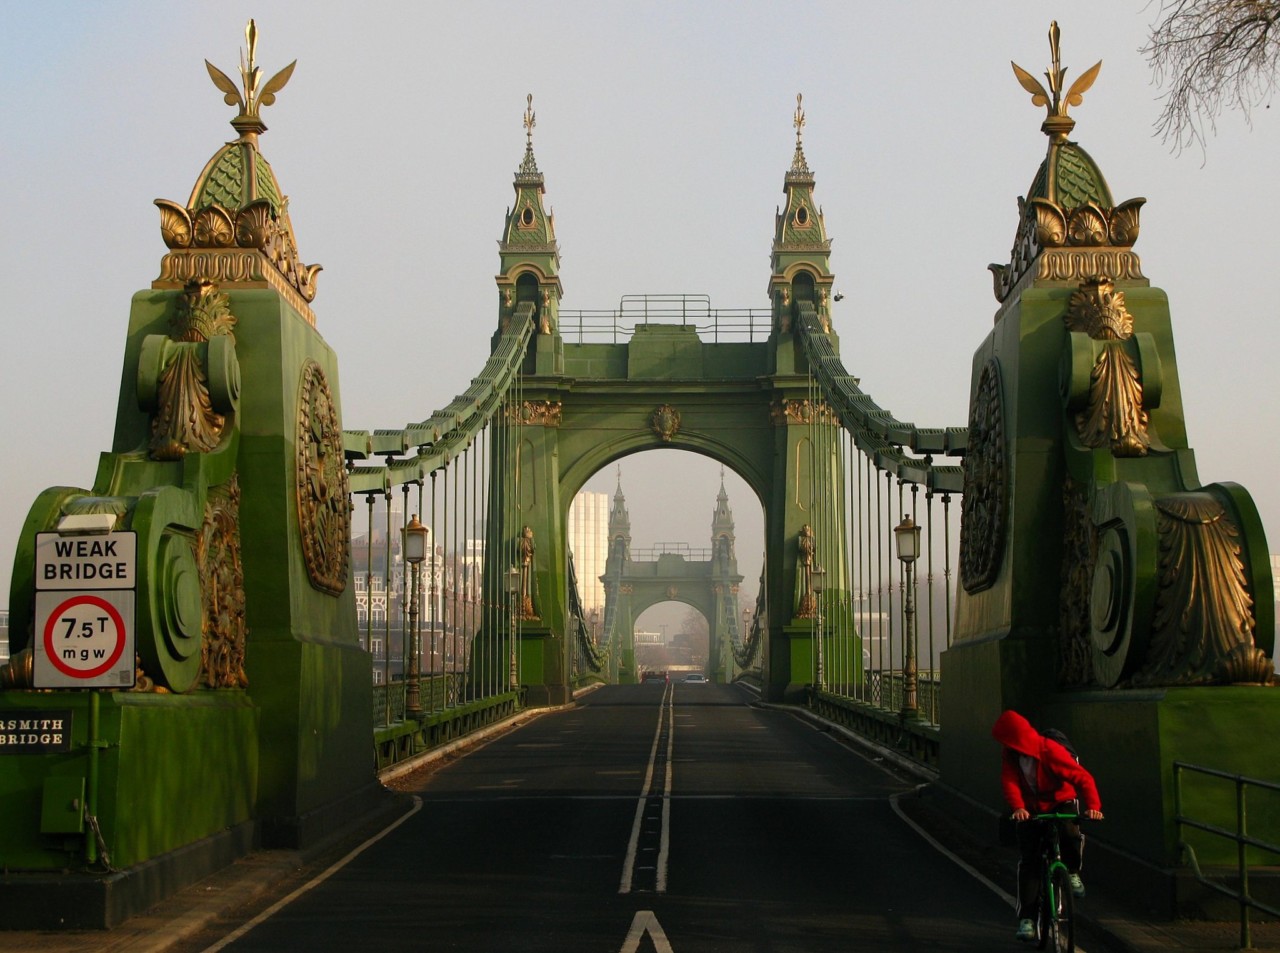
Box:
[630, 543, 715, 561]
[559, 294, 771, 344]
[1173, 760, 1280, 950]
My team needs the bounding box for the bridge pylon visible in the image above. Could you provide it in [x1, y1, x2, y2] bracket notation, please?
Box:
[0, 26, 377, 928]
[473, 93, 858, 705]
[941, 26, 1276, 911]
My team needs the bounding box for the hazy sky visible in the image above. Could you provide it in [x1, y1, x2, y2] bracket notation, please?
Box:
[3, 2, 1278, 626]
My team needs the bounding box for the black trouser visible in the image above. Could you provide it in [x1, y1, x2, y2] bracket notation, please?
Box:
[1015, 801, 1084, 920]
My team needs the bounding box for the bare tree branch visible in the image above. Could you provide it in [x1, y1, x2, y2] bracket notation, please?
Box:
[1143, 0, 1280, 153]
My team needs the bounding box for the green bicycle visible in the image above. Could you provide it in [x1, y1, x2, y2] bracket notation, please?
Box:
[1028, 812, 1086, 953]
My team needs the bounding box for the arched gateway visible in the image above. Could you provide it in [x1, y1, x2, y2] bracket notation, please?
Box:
[480, 95, 860, 705]
[599, 475, 745, 684]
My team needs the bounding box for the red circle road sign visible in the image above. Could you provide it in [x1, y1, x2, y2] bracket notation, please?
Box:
[41, 593, 128, 679]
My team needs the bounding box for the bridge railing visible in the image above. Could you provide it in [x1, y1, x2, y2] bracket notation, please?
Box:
[1174, 761, 1280, 948]
[344, 306, 537, 769]
[794, 303, 965, 740]
[630, 543, 715, 561]
[560, 294, 772, 344]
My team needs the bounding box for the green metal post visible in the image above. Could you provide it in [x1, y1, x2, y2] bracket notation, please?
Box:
[86, 689, 100, 865]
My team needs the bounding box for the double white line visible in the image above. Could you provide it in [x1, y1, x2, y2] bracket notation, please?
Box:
[619, 682, 674, 894]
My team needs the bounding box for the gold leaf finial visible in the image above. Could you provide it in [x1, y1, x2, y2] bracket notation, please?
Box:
[524, 93, 536, 148]
[789, 93, 811, 176]
[205, 19, 296, 140]
[1011, 21, 1101, 142]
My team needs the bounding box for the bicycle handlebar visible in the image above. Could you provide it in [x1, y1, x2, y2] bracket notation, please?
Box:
[1030, 812, 1087, 821]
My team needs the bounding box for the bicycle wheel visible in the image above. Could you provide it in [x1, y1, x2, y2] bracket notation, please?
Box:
[1044, 866, 1074, 953]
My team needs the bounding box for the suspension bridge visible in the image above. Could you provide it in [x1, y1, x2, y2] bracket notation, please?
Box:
[1, 20, 1277, 941]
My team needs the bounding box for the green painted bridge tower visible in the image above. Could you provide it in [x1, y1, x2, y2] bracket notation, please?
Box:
[939, 26, 1277, 908]
[483, 93, 854, 705]
[0, 25, 377, 927]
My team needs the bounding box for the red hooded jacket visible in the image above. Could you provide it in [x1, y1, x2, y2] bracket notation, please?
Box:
[992, 710, 1101, 814]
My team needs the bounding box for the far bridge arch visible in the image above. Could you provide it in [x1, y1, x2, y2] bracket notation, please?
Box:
[595, 473, 745, 684]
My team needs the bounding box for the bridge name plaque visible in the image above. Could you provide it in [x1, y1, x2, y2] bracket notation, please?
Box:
[0, 710, 73, 753]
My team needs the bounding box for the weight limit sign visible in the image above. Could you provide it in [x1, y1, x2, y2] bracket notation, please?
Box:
[34, 591, 136, 688]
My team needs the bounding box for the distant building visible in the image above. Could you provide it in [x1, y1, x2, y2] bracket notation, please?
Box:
[568, 491, 609, 614]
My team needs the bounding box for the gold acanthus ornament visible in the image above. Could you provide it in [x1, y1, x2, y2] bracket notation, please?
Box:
[155, 199, 322, 307]
[771, 399, 836, 427]
[198, 477, 249, 689]
[1065, 275, 1150, 457]
[508, 400, 563, 427]
[147, 279, 239, 461]
[1134, 494, 1272, 686]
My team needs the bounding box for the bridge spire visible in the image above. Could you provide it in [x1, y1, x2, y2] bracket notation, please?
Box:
[711, 475, 737, 572]
[769, 92, 834, 335]
[497, 93, 563, 346]
[609, 473, 632, 558]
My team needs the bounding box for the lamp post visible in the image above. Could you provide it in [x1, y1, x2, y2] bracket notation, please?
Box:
[893, 515, 921, 720]
[506, 566, 521, 691]
[402, 514, 428, 716]
[810, 566, 826, 692]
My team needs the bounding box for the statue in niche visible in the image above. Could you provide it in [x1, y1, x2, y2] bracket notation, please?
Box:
[518, 525, 538, 620]
[796, 524, 817, 619]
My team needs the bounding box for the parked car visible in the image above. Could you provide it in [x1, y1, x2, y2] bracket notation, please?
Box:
[682, 673, 708, 684]
[640, 670, 669, 683]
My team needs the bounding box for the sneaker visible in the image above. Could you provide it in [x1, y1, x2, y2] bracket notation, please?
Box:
[1069, 873, 1086, 898]
[1015, 919, 1035, 941]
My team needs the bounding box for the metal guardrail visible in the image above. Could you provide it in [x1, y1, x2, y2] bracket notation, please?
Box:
[630, 543, 715, 561]
[1174, 761, 1280, 949]
[559, 294, 771, 344]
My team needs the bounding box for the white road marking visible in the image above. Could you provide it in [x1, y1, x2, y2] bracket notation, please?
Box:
[619, 682, 674, 894]
[657, 692, 674, 893]
[618, 910, 675, 953]
[197, 796, 424, 953]
[889, 791, 1091, 952]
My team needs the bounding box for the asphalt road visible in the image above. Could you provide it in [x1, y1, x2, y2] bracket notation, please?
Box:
[180, 683, 1026, 952]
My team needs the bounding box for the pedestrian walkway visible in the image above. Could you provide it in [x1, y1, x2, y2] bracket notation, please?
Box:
[897, 782, 1280, 953]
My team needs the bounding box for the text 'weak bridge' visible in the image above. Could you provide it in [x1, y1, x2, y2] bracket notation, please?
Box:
[0, 20, 1276, 933]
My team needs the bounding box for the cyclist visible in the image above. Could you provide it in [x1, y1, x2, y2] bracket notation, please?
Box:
[992, 710, 1104, 942]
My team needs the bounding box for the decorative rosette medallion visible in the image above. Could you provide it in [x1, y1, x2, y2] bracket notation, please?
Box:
[959, 360, 1007, 593]
[296, 360, 350, 594]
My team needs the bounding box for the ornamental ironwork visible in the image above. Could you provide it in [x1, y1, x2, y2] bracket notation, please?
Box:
[959, 360, 1007, 593]
[650, 404, 681, 443]
[508, 400, 562, 427]
[296, 360, 350, 595]
[1065, 275, 1149, 457]
[1134, 494, 1271, 686]
[198, 477, 249, 688]
[149, 279, 237, 461]
[770, 398, 836, 427]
